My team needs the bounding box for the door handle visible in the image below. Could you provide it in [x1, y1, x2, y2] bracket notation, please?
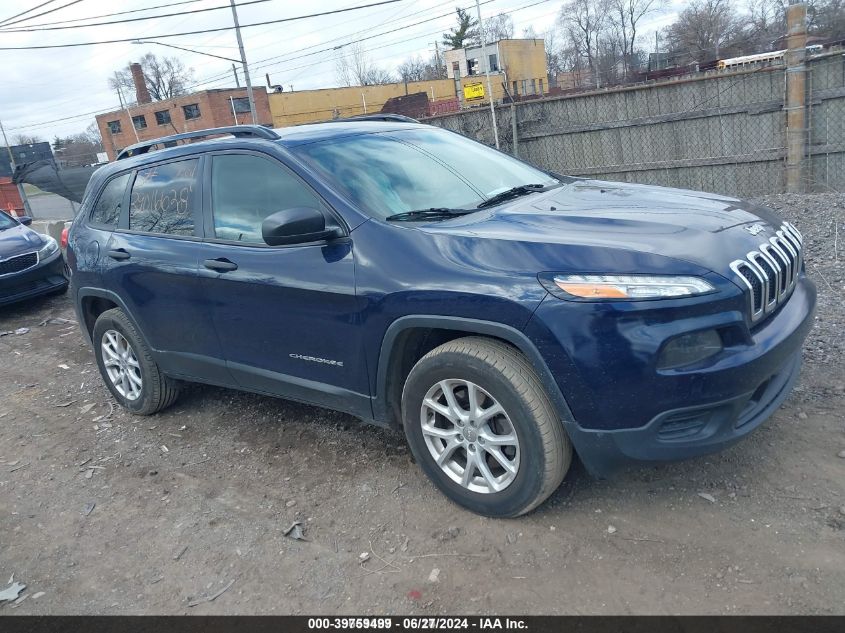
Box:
[107, 248, 130, 261]
[204, 258, 238, 272]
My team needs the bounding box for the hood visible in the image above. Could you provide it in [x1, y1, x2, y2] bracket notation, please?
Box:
[0, 224, 45, 260]
[422, 180, 786, 277]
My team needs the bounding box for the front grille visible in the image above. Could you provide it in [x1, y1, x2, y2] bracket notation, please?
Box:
[0, 252, 37, 276]
[730, 222, 803, 323]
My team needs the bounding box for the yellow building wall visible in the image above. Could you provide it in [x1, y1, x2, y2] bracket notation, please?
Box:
[498, 39, 548, 95]
[270, 79, 456, 127]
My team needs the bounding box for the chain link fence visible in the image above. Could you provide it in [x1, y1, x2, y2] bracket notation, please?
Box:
[423, 53, 845, 198]
[807, 53, 845, 193]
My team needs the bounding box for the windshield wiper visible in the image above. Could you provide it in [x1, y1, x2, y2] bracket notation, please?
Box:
[385, 208, 476, 222]
[477, 183, 547, 209]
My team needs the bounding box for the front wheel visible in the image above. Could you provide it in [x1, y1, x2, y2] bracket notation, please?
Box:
[401, 337, 571, 517]
[93, 308, 180, 415]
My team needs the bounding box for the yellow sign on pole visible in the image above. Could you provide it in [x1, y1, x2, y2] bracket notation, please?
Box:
[463, 82, 485, 101]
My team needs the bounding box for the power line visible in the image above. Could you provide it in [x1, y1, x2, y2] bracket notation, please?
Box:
[0, 0, 205, 29]
[0, 0, 406, 49]
[0, 0, 279, 33]
[8, 0, 551, 130]
[0, 0, 60, 26]
[184, 0, 501, 90]
[0, 0, 86, 29]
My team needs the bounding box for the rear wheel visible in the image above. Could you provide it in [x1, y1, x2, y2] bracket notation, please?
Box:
[93, 308, 180, 415]
[401, 337, 571, 517]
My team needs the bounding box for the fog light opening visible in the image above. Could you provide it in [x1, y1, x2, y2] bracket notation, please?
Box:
[657, 329, 724, 370]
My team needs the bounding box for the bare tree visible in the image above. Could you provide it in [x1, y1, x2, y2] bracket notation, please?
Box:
[481, 13, 514, 42]
[109, 53, 195, 103]
[559, 0, 608, 77]
[335, 42, 394, 86]
[608, 0, 664, 76]
[52, 131, 103, 167]
[397, 54, 445, 82]
[12, 134, 43, 145]
[663, 0, 741, 62]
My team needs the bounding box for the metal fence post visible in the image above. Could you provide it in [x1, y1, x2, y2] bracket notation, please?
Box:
[511, 101, 518, 158]
[785, 2, 808, 193]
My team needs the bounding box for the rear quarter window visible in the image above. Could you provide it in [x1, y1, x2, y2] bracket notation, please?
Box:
[89, 173, 130, 228]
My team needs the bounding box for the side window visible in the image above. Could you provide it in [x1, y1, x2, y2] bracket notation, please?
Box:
[128, 159, 199, 236]
[211, 154, 325, 243]
[90, 173, 130, 228]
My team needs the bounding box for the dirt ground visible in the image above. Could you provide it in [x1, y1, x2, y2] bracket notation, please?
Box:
[1, 194, 843, 615]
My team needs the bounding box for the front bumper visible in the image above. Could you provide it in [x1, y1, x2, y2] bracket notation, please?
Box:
[526, 274, 816, 477]
[0, 250, 68, 307]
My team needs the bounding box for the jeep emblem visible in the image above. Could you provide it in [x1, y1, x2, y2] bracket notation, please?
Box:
[744, 224, 766, 236]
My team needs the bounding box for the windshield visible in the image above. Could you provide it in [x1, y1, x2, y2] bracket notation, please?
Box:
[291, 127, 559, 220]
[0, 211, 18, 231]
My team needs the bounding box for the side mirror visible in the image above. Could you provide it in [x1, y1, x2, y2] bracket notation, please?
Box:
[262, 207, 342, 246]
[19, 216, 33, 226]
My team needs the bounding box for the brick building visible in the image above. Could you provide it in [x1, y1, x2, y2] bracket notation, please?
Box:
[96, 63, 272, 160]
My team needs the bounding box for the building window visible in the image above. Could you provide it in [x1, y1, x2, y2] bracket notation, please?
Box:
[132, 115, 147, 130]
[231, 97, 251, 114]
[467, 58, 479, 75]
[539, 78, 544, 94]
[183, 103, 201, 120]
[531, 79, 537, 95]
[512, 80, 519, 96]
[488, 54, 498, 71]
[451, 61, 460, 78]
[107, 120, 121, 134]
[154, 110, 171, 125]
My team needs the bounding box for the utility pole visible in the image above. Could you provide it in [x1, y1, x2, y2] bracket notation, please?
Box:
[232, 63, 240, 87]
[433, 41, 442, 77]
[0, 118, 33, 218]
[475, 0, 499, 149]
[785, 2, 808, 192]
[229, 0, 257, 124]
[114, 73, 140, 143]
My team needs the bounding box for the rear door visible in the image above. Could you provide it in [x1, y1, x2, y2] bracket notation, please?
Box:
[196, 151, 369, 416]
[104, 156, 228, 383]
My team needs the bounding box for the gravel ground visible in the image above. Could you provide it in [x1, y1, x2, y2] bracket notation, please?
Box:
[0, 193, 843, 615]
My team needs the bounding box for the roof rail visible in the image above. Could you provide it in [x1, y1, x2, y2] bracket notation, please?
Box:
[116, 125, 280, 160]
[335, 114, 420, 123]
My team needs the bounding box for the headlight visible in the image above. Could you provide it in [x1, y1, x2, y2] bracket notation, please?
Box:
[541, 274, 715, 300]
[37, 236, 59, 260]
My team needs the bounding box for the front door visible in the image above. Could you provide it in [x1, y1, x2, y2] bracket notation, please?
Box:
[198, 151, 369, 417]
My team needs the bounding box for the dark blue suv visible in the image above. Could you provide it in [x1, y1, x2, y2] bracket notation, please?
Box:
[68, 120, 816, 517]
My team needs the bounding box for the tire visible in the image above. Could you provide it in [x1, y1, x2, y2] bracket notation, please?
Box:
[401, 336, 571, 517]
[92, 308, 180, 415]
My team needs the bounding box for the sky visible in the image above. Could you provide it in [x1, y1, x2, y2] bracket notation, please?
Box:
[0, 0, 685, 143]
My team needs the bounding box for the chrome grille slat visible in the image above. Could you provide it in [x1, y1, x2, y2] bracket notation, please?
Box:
[731, 223, 803, 323]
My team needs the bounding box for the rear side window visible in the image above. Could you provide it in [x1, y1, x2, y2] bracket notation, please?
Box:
[90, 173, 130, 228]
[129, 159, 199, 236]
[211, 154, 325, 243]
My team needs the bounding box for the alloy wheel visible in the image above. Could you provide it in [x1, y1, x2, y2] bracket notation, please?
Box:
[420, 379, 520, 493]
[101, 329, 143, 401]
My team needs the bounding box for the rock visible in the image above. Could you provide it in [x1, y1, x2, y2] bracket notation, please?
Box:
[32, 591, 45, 600]
[698, 492, 717, 503]
[433, 526, 460, 541]
[607, 525, 617, 534]
[285, 500, 296, 508]
[358, 552, 370, 563]
[838, 450, 845, 459]
[839, 506, 845, 516]
[797, 412, 808, 420]
[428, 568, 440, 583]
